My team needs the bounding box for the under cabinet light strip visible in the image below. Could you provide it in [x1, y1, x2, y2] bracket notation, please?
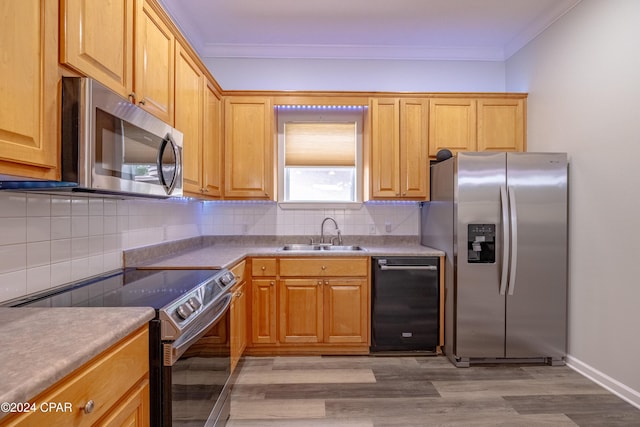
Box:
[275, 105, 366, 111]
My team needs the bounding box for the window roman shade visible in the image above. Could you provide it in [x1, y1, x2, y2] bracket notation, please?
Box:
[284, 122, 356, 167]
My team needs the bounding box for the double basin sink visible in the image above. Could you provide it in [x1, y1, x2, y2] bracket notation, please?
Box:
[280, 244, 366, 252]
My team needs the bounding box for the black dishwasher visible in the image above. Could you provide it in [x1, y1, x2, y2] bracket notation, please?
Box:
[371, 256, 439, 352]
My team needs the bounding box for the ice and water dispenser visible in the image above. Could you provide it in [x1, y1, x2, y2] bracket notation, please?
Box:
[467, 224, 496, 263]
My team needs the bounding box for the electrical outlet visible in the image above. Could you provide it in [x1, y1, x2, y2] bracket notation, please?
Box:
[368, 224, 376, 235]
[385, 221, 392, 233]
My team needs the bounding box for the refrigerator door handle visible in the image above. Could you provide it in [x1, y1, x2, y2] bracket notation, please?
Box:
[499, 186, 510, 295]
[507, 186, 519, 295]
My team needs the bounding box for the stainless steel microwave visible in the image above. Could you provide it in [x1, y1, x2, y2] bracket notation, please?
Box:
[0, 77, 183, 198]
[60, 77, 183, 197]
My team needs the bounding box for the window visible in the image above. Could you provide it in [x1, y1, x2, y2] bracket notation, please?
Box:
[277, 105, 365, 207]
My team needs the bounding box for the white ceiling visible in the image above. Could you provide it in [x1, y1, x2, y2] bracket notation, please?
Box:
[159, 0, 581, 61]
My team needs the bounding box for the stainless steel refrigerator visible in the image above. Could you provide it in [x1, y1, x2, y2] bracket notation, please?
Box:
[421, 152, 568, 367]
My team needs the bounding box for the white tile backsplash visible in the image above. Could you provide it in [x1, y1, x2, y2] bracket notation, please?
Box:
[0, 193, 202, 303]
[0, 192, 419, 303]
[200, 201, 420, 237]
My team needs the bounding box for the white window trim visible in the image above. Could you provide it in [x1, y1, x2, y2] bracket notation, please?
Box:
[276, 106, 365, 209]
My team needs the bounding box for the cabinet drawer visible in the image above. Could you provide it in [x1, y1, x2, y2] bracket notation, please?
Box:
[230, 259, 247, 284]
[3, 326, 149, 427]
[252, 258, 277, 276]
[280, 257, 368, 277]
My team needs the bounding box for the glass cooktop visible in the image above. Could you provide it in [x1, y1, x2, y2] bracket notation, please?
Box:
[12, 269, 223, 310]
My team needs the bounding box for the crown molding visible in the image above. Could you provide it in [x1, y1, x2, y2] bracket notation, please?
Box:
[505, 0, 582, 59]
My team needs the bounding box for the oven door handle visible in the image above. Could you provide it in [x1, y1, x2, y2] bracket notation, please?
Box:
[164, 293, 232, 366]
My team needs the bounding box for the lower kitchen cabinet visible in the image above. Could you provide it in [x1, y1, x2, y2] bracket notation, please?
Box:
[1, 326, 150, 427]
[230, 260, 248, 372]
[251, 278, 277, 345]
[248, 257, 370, 355]
[323, 278, 368, 344]
[279, 277, 368, 345]
[279, 279, 324, 343]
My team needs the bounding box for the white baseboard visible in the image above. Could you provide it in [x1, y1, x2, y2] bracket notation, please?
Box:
[566, 354, 640, 410]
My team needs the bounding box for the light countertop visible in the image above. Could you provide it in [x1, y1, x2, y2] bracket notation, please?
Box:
[0, 307, 154, 419]
[137, 242, 445, 269]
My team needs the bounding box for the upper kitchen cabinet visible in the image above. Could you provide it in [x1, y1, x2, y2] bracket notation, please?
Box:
[134, 0, 175, 124]
[370, 98, 429, 200]
[224, 97, 274, 199]
[180, 75, 223, 199]
[59, 0, 134, 98]
[428, 98, 477, 157]
[477, 98, 525, 152]
[428, 96, 527, 158]
[0, 0, 59, 180]
[60, 0, 175, 124]
[201, 80, 223, 198]
[174, 42, 204, 196]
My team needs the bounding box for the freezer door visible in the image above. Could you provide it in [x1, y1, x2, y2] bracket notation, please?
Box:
[505, 152, 567, 359]
[455, 152, 507, 358]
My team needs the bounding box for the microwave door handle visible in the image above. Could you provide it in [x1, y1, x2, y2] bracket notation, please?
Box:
[157, 135, 179, 195]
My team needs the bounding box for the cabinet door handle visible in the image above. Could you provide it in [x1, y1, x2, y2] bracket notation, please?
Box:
[324, 280, 329, 285]
[139, 98, 146, 105]
[317, 281, 322, 286]
[269, 281, 275, 286]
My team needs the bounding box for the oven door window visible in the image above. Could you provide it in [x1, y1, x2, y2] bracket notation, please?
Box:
[171, 313, 231, 425]
[95, 108, 177, 187]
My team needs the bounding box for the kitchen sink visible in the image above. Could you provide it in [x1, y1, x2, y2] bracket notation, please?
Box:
[322, 245, 366, 251]
[280, 244, 366, 252]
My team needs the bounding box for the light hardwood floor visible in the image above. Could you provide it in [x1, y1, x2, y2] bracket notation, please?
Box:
[228, 355, 640, 426]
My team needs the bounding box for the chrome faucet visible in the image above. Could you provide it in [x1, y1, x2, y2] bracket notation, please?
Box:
[320, 217, 342, 245]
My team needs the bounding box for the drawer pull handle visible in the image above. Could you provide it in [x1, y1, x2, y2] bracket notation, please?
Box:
[321, 266, 327, 270]
[261, 266, 266, 271]
[83, 400, 95, 414]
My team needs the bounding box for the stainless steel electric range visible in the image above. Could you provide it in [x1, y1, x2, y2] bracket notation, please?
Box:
[10, 268, 236, 427]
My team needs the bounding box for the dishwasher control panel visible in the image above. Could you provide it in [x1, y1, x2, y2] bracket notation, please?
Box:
[467, 223, 495, 263]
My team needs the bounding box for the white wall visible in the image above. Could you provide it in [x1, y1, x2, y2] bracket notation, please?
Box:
[507, 0, 640, 405]
[205, 58, 506, 92]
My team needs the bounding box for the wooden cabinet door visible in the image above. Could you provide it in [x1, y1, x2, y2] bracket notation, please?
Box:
[202, 80, 223, 197]
[134, 0, 174, 124]
[251, 279, 277, 344]
[175, 42, 204, 195]
[60, 0, 134, 98]
[370, 98, 401, 198]
[230, 281, 247, 372]
[224, 97, 274, 199]
[95, 379, 150, 427]
[477, 98, 525, 152]
[400, 98, 429, 198]
[323, 278, 369, 344]
[0, 0, 59, 180]
[279, 279, 323, 344]
[429, 98, 477, 157]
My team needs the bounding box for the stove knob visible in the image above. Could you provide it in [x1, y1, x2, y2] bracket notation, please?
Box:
[176, 303, 195, 320]
[220, 273, 235, 286]
[187, 297, 201, 311]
